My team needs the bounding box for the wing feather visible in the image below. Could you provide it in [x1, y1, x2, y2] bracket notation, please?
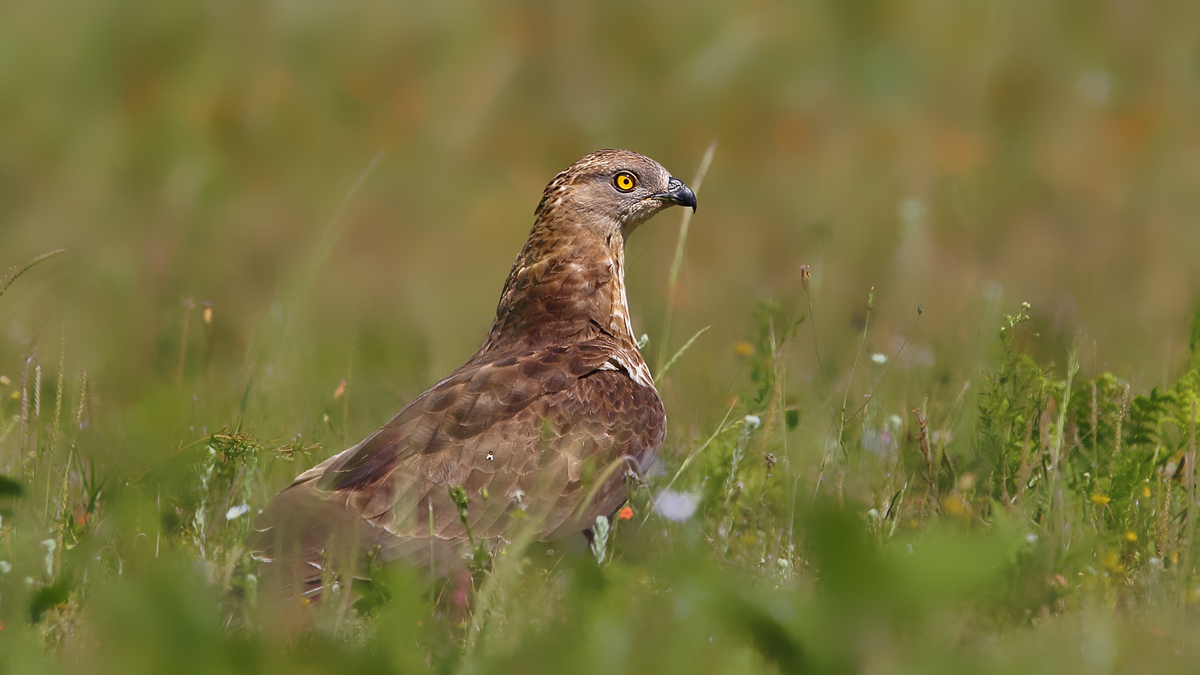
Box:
[249, 341, 664, 600]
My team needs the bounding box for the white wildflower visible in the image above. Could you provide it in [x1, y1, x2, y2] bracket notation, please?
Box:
[655, 490, 700, 522]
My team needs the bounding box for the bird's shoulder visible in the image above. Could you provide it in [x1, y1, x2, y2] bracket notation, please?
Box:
[309, 338, 658, 494]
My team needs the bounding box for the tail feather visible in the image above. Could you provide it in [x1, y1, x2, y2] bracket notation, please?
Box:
[248, 479, 381, 603]
[248, 478, 476, 605]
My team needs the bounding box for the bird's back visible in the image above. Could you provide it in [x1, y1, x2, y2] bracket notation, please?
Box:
[250, 342, 663, 599]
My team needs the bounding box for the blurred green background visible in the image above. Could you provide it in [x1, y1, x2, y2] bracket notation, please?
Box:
[5, 0, 1199, 407]
[4, 0, 1200, 673]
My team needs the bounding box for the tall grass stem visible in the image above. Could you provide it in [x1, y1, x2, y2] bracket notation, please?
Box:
[656, 141, 717, 373]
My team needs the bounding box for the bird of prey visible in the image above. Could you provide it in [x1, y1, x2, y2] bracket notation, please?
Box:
[249, 149, 697, 601]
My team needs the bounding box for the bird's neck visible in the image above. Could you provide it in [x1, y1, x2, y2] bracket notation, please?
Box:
[482, 219, 639, 353]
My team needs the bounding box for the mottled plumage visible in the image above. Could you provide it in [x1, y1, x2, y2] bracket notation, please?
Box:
[249, 149, 696, 601]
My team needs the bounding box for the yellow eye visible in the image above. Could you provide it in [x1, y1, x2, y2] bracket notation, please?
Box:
[614, 172, 636, 192]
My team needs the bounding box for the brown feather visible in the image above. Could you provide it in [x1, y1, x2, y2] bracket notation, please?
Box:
[249, 149, 691, 602]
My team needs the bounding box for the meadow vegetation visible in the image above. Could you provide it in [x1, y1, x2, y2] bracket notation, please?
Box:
[4, 1, 1200, 673]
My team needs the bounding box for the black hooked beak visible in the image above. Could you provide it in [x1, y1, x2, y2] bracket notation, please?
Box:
[654, 176, 697, 212]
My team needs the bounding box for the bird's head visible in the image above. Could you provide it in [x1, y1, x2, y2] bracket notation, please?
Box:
[535, 149, 697, 238]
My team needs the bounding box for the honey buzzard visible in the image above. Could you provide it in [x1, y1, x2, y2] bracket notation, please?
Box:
[249, 149, 697, 601]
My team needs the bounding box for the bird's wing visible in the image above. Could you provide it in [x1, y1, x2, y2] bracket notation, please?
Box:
[249, 339, 664, 593]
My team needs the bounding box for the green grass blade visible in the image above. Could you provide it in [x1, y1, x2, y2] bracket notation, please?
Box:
[655, 325, 710, 384]
[656, 141, 717, 373]
[0, 249, 66, 301]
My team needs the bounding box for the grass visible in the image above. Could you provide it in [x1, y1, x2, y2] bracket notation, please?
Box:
[4, 234, 1200, 672]
[3, 0, 1200, 672]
